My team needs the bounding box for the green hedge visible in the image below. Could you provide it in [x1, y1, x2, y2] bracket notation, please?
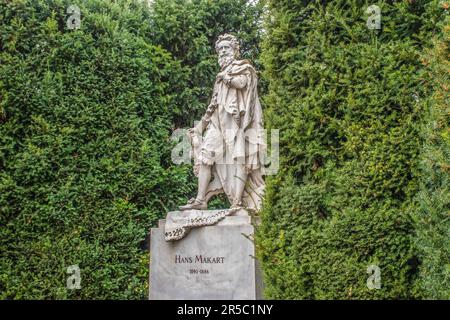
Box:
[0, 0, 263, 299]
[257, 0, 446, 299]
[0, 0, 191, 299]
[413, 15, 450, 299]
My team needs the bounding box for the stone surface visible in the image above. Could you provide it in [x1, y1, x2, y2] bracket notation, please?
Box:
[149, 213, 262, 300]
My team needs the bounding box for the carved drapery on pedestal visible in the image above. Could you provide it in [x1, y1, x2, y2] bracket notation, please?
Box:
[164, 208, 243, 241]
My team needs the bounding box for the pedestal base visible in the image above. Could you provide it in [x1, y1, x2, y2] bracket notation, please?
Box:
[149, 210, 263, 300]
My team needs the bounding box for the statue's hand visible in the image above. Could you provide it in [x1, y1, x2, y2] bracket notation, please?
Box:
[186, 128, 196, 143]
[206, 104, 214, 116]
[216, 71, 227, 81]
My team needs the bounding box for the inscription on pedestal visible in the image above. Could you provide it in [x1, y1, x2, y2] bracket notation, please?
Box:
[149, 214, 260, 300]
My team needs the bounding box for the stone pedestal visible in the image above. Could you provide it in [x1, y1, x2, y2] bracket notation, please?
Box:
[149, 210, 263, 300]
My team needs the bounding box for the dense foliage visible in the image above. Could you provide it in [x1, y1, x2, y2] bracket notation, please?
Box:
[257, 0, 447, 299]
[413, 14, 450, 299]
[0, 0, 262, 299]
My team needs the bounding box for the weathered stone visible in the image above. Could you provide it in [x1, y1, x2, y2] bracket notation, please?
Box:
[149, 213, 262, 300]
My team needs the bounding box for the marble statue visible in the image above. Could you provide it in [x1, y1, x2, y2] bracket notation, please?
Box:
[165, 34, 265, 241]
[181, 33, 265, 211]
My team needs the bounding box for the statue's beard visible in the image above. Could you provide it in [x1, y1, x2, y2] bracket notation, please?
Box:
[218, 54, 234, 69]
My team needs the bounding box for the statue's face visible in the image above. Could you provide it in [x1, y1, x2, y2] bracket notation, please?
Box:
[217, 40, 235, 68]
[217, 40, 235, 59]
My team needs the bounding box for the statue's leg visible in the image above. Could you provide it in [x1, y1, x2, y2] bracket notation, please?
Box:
[180, 122, 218, 210]
[197, 163, 212, 201]
[179, 163, 212, 211]
[233, 165, 247, 207]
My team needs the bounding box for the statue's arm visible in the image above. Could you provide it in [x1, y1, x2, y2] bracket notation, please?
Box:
[191, 89, 218, 135]
[223, 74, 248, 89]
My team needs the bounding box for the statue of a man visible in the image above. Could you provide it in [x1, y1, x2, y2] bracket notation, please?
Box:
[179, 34, 265, 212]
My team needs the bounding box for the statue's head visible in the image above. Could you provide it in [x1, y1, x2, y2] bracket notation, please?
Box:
[215, 34, 240, 69]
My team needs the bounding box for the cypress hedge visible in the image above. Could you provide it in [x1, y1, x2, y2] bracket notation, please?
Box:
[413, 14, 450, 299]
[0, 0, 191, 299]
[0, 0, 264, 299]
[257, 0, 446, 299]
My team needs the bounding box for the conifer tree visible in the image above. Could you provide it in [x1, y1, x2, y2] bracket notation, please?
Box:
[414, 13, 450, 299]
[0, 0, 262, 299]
[258, 0, 446, 299]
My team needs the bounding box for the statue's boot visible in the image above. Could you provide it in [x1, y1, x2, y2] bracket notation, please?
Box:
[230, 199, 243, 210]
[179, 198, 207, 211]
